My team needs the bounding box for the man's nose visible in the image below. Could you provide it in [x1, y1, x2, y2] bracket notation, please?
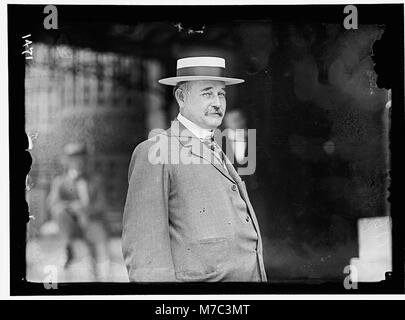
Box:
[212, 94, 222, 107]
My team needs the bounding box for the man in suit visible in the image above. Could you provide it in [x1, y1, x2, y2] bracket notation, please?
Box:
[122, 57, 267, 282]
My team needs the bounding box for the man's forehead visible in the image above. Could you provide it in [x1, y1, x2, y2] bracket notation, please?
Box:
[188, 80, 226, 90]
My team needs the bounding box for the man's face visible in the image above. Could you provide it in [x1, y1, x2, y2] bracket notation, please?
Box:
[179, 80, 227, 130]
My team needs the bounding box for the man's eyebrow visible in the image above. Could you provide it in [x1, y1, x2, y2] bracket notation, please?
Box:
[200, 87, 226, 92]
[200, 87, 213, 92]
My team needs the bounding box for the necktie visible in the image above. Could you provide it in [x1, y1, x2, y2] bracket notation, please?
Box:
[201, 136, 228, 172]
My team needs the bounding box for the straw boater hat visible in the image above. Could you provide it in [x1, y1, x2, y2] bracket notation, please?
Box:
[158, 56, 244, 86]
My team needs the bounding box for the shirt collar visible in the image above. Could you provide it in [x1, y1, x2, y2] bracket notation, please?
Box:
[177, 113, 214, 140]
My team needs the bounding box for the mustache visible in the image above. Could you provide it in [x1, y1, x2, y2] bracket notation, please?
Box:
[205, 109, 224, 116]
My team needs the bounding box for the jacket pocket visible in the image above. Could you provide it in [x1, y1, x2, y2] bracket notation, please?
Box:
[175, 237, 231, 281]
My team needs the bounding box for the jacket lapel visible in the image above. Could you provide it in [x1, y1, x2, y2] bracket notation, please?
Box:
[170, 120, 236, 184]
[223, 154, 242, 184]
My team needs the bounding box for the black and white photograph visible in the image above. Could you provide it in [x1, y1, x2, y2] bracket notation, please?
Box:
[6, 1, 405, 297]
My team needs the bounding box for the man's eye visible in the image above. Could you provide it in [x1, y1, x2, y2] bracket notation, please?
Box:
[219, 92, 226, 97]
[202, 92, 212, 97]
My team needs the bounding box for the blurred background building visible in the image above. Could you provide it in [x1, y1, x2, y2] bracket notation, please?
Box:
[24, 16, 391, 283]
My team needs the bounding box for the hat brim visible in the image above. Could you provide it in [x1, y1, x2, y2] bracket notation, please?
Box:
[158, 76, 244, 86]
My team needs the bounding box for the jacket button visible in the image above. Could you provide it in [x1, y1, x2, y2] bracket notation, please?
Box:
[246, 216, 250, 222]
[231, 185, 237, 191]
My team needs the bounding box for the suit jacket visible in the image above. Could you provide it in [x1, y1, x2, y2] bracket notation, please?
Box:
[122, 120, 267, 282]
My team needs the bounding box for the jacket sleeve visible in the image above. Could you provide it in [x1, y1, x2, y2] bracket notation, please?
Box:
[122, 140, 176, 282]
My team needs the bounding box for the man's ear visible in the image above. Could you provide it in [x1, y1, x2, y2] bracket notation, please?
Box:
[175, 88, 185, 104]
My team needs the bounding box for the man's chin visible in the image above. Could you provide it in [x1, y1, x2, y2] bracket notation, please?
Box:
[204, 116, 223, 129]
